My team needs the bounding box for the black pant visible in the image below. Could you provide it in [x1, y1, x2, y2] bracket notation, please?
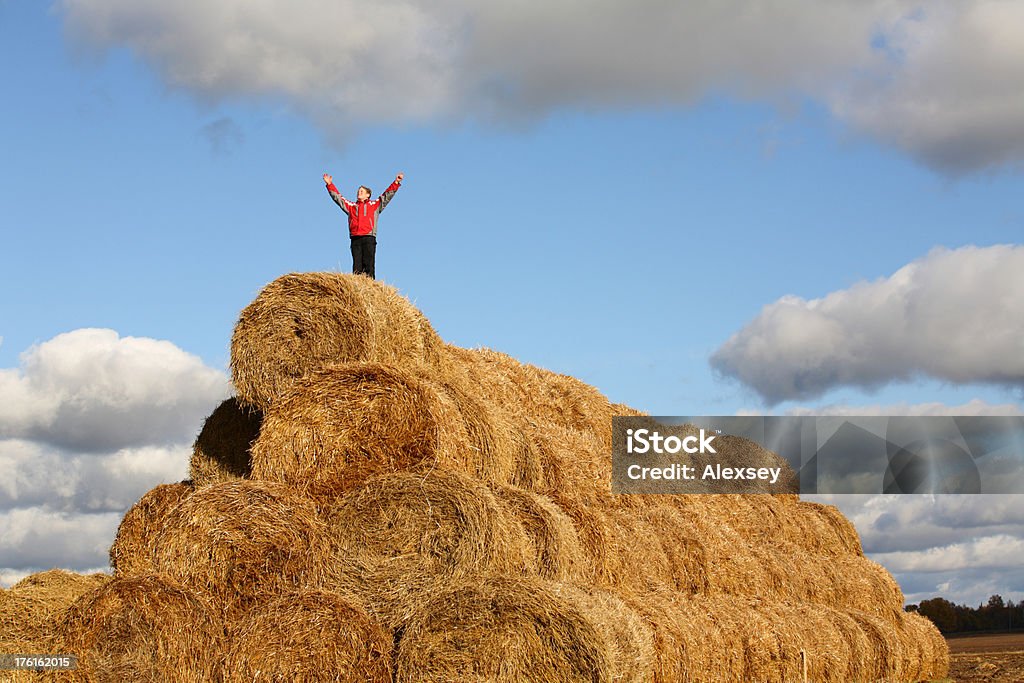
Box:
[350, 235, 376, 279]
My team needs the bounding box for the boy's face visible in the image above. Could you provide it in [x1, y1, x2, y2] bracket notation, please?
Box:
[357, 187, 370, 201]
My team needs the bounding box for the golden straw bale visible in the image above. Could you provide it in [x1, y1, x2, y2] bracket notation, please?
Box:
[797, 500, 864, 556]
[846, 608, 910, 682]
[419, 369, 544, 488]
[491, 484, 586, 582]
[651, 498, 773, 599]
[189, 397, 261, 486]
[640, 504, 710, 594]
[903, 609, 949, 681]
[322, 470, 533, 629]
[602, 508, 676, 593]
[250, 362, 470, 498]
[445, 346, 613, 441]
[109, 482, 194, 577]
[610, 402, 647, 417]
[558, 586, 657, 683]
[149, 480, 340, 616]
[52, 574, 223, 683]
[546, 490, 616, 587]
[749, 601, 851, 683]
[230, 272, 448, 410]
[0, 570, 110, 651]
[532, 422, 613, 498]
[394, 575, 612, 683]
[222, 590, 392, 683]
[615, 589, 690, 683]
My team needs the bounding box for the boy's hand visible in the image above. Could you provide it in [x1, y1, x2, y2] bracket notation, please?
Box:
[396, 172, 404, 183]
[323, 173, 333, 185]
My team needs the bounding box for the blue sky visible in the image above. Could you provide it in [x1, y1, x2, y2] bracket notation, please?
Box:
[2, 0, 1023, 606]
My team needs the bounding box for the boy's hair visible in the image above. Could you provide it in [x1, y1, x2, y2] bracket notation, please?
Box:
[359, 185, 372, 197]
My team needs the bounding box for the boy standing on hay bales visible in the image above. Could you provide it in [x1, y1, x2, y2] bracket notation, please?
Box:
[323, 171, 404, 279]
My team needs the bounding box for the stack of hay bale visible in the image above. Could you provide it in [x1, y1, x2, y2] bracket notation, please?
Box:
[0, 272, 949, 682]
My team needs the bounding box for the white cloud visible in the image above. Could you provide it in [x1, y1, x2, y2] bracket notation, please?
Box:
[711, 245, 1024, 404]
[0, 439, 190, 513]
[875, 534, 1024, 572]
[831, 1, 1024, 173]
[0, 329, 225, 582]
[805, 493, 1024, 605]
[0, 328, 229, 451]
[0, 507, 123, 573]
[781, 399, 1024, 417]
[57, 0, 1024, 171]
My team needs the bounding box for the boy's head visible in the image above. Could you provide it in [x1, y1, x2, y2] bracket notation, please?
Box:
[357, 186, 371, 201]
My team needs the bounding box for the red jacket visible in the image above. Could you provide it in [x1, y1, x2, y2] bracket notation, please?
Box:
[326, 180, 401, 237]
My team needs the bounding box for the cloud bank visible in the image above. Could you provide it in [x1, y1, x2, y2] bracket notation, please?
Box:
[0, 329, 229, 583]
[58, 0, 1024, 172]
[711, 245, 1024, 404]
[810, 493, 1024, 605]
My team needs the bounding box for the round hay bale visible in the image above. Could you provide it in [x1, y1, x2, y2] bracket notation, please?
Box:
[532, 422, 612, 497]
[231, 272, 447, 410]
[846, 608, 908, 682]
[545, 489, 616, 588]
[0, 570, 110, 650]
[615, 589, 690, 683]
[903, 609, 949, 681]
[250, 362, 471, 498]
[610, 402, 647, 417]
[446, 347, 613, 444]
[322, 470, 533, 629]
[149, 480, 340, 615]
[189, 397, 261, 485]
[797, 500, 864, 556]
[421, 368, 543, 488]
[109, 482, 194, 577]
[559, 586, 657, 683]
[394, 575, 612, 683]
[52, 574, 223, 682]
[602, 508, 676, 593]
[641, 504, 710, 594]
[654, 497, 772, 599]
[491, 484, 586, 582]
[223, 590, 392, 683]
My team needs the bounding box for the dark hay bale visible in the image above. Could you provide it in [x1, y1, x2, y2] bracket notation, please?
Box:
[230, 272, 448, 410]
[222, 590, 392, 683]
[52, 574, 223, 682]
[250, 362, 471, 498]
[394, 575, 611, 683]
[109, 482, 194, 577]
[149, 480, 340, 616]
[322, 470, 533, 629]
[189, 397, 261, 485]
[0, 570, 110, 650]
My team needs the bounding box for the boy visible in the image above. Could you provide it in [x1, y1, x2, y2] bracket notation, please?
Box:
[323, 171, 404, 279]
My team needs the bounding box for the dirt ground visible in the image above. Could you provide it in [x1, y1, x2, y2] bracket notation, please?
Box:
[947, 633, 1024, 682]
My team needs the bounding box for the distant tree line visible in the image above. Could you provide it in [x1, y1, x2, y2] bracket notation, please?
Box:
[906, 595, 1023, 634]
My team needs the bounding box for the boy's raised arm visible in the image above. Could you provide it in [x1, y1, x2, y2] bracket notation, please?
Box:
[377, 172, 404, 211]
[324, 172, 349, 213]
